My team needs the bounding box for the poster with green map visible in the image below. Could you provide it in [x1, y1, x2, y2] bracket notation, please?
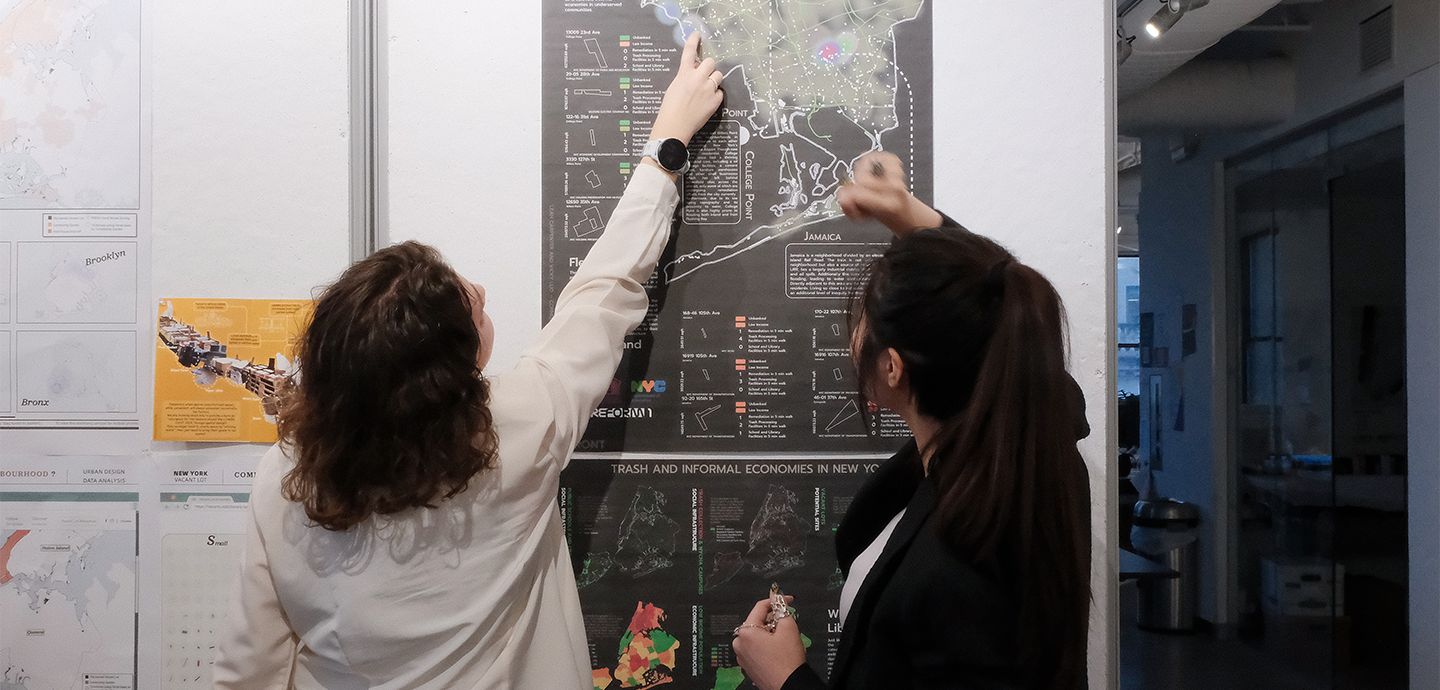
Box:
[562, 458, 884, 689]
[546, 0, 930, 684]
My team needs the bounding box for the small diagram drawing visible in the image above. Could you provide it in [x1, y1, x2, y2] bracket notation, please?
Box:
[17, 330, 137, 413]
[571, 206, 605, 238]
[17, 241, 137, 323]
[830, 323, 842, 336]
[825, 399, 860, 432]
[585, 170, 602, 189]
[701, 368, 711, 381]
[588, 129, 597, 146]
[161, 532, 244, 690]
[572, 88, 613, 97]
[583, 37, 608, 67]
[576, 487, 682, 589]
[700, 328, 708, 339]
[708, 484, 810, 590]
[832, 367, 843, 381]
[694, 403, 722, 431]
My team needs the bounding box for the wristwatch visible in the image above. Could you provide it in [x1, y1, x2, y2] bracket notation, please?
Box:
[642, 138, 691, 175]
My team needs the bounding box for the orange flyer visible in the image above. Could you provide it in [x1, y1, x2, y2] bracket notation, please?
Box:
[153, 298, 311, 442]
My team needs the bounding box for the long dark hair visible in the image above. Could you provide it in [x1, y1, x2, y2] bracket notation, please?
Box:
[278, 241, 498, 531]
[852, 228, 1090, 689]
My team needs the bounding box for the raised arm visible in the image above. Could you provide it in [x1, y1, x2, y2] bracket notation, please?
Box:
[516, 32, 724, 450]
[836, 151, 945, 238]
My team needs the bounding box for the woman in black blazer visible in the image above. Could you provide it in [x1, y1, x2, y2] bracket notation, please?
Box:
[733, 152, 1092, 690]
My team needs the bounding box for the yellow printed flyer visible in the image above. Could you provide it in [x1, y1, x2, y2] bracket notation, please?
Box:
[153, 299, 311, 442]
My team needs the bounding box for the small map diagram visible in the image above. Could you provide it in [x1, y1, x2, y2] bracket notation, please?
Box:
[15, 330, 137, 413]
[1, 525, 137, 690]
[707, 484, 810, 589]
[0, 0, 142, 208]
[17, 242, 137, 323]
[591, 602, 679, 689]
[578, 486, 682, 588]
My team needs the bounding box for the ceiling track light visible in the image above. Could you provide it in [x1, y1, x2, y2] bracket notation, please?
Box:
[1146, 0, 1209, 38]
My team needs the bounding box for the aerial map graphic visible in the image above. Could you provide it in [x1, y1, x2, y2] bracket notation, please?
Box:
[1, 497, 138, 690]
[645, 0, 923, 283]
[591, 602, 680, 689]
[0, 0, 142, 209]
[16, 242, 137, 323]
[14, 330, 137, 413]
[708, 483, 808, 590]
[542, 0, 930, 453]
[576, 486, 684, 588]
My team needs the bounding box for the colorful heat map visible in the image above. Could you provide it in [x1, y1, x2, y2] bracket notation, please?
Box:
[814, 33, 857, 65]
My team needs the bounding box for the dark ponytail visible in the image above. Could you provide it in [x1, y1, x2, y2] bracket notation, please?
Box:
[853, 228, 1091, 689]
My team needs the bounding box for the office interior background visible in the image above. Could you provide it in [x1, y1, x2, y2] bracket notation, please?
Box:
[1117, 0, 1437, 687]
[0, 0, 1437, 688]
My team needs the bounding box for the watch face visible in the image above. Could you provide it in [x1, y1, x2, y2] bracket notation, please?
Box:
[657, 138, 688, 171]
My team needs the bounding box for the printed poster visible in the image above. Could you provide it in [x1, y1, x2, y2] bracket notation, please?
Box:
[562, 457, 879, 689]
[152, 299, 310, 442]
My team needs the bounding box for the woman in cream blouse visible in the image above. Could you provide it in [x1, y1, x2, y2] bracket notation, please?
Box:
[213, 34, 724, 690]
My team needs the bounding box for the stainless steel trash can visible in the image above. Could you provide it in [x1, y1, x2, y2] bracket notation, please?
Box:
[1131, 498, 1200, 632]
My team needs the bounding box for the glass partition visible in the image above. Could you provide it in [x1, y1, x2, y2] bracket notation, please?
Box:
[1224, 98, 1407, 690]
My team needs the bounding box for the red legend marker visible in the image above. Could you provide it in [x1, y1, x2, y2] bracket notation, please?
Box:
[734, 316, 746, 328]
[735, 401, 747, 413]
[734, 359, 746, 371]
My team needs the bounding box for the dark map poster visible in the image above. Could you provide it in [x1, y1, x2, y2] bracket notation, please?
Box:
[542, 0, 933, 454]
[561, 458, 883, 689]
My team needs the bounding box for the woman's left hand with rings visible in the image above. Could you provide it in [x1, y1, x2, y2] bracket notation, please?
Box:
[732, 596, 806, 690]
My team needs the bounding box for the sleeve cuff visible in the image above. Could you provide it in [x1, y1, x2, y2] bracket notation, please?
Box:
[936, 210, 968, 231]
[629, 160, 681, 208]
[780, 663, 828, 690]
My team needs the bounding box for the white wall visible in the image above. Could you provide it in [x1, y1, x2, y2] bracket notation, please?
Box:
[930, 5, 1117, 687]
[146, 0, 351, 452]
[151, 1, 351, 300]
[386, 2, 1118, 686]
[386, 4, 543, 372]
[1405, 61, 1440, 690]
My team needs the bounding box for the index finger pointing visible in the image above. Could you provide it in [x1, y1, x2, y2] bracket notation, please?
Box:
[681, 29, 701, 67]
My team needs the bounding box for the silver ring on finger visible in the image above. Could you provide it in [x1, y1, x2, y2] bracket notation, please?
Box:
[709, 72, 722, 88]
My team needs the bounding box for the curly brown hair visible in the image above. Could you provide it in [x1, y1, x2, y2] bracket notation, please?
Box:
[278, 241, 498, 531]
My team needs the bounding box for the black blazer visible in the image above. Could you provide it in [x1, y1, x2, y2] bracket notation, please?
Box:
[780, 441, 1023, 690]
[779, 216, 1092, 689]
[781, 377, 1090, 690]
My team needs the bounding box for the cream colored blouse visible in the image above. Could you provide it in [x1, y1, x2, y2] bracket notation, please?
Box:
[213, 164, 679, 690]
